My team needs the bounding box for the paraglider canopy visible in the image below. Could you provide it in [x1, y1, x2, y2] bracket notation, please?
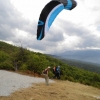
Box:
[37, 0, 77, 40]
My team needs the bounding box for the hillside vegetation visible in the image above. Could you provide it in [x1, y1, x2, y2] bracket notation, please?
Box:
[62, 59, 100, 73]
[0, 41, 100, 88]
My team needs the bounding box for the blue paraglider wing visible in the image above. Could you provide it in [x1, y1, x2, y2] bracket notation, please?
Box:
[37, 1, 64, 40]
[37, 0, 77, 40]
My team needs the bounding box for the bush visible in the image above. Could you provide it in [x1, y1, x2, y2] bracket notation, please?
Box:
[0, 51, 9, 62]
[0, 62, 14, 70]
[19, 64, 28, 71]
[67, 76, 75, 82]
[60, 75, 67, 80]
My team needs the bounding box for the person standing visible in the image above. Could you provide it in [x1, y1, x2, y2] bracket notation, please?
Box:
[42, 66, 51, 85]
[53, 66, 57, 78]
[53, 66, 60, 79]
[56, 66, 60, 79]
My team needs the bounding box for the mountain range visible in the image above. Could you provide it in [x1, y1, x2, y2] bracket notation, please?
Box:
[56, 50, 100, 64]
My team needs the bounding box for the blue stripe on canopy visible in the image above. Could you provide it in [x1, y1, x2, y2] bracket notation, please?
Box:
[65, 0, 72, 10]
[47, 4, 64, 28]
[37, 27, 43, 40]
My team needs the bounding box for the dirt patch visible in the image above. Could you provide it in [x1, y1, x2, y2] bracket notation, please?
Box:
[0, 80, 100, 100]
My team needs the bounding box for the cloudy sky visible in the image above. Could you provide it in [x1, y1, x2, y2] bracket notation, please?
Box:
[0, 0, 100, 54]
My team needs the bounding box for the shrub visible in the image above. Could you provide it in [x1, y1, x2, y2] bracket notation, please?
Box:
[0, 62, 14, 70]
[19, 64, 28, 71]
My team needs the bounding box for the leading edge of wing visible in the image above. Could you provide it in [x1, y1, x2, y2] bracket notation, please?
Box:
[37, 1, 64, 40]
[45, 3, 64, 34]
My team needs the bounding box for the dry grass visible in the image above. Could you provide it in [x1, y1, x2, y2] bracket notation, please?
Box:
[0, 80, 100, 100]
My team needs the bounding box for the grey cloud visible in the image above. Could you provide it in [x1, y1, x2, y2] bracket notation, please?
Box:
[58, 19, 90, 37]
[0, 24, 15, 40]
[55, 19, 100, 49]
[22, 22, 37, 36]
[25, 40, 57, 52]
[0, 0, 23, 28]
[46, 27, 64, 42]
[0, 0, 35, 42]
[95, 18, 100, 31]
[82, 35, 100, 47]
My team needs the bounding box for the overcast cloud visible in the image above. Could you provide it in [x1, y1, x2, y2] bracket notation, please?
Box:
[0, 0, 100, 54]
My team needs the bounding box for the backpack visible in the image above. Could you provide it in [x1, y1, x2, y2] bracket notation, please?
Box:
[56, 66, 60, 73]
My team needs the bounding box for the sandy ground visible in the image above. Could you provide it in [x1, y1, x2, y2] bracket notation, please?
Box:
[0, 80, 100, 100]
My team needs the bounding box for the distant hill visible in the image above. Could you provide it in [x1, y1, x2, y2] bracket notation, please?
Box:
[49, 55, 100, 74]
[57, 50, 100, 64]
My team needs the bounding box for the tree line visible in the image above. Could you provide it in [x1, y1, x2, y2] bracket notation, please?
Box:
[0, 41, 100, 88]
